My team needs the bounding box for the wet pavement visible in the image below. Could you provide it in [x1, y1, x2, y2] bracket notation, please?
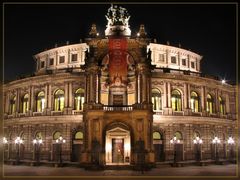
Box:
[3, 164, 237, 177]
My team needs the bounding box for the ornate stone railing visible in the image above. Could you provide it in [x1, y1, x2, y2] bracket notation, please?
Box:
[103, 105, 133, 111]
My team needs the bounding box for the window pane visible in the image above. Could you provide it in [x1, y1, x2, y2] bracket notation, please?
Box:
[49, 58, 54, 65]
[72, 54, 78, 61]
[182, 59, 186, 66]
[59, 56, 65, 63]
[171, 56, 176, 64]
[191, 62, 195, 68]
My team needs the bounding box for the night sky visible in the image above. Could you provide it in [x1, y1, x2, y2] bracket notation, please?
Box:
[4, 3, 237, 83]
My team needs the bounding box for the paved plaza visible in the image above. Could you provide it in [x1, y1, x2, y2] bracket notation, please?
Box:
[3, 164, 237, 177]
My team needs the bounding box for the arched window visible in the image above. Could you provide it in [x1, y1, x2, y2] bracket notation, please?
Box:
[152, 89, 162, 111]
[193, 131, 200, 138]
[22, 94, 29, 113]
[206, 94, 214, 114]
[37, 91, 45, 112]
[153, 131, 162, 140]
[10, 96, 16, 114]
[74, 88, 84, 111]
[174, 131, 183, 140]
[219, 96, 225, 114]
[35, 132, 42, 140]
[53, 131, 61, 140]
[54, 89, 64, 111]
[190, 91, 200, 112]
[171, 90, 182, 111]
[74, 131, 83, 140]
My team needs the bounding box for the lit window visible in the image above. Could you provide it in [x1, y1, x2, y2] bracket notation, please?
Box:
[190, 91, 200, 112]
[54, 89, 64, 111]
[75, 132, 83, 140]
[171, 90, 182, 111]
[74, 88, 84, 110]
[171, 56, 176, 64]
[53, 131, 61, 140]
[152, 89, 162, 111]
[9, 96, 16, 114]
[22, 94, 29, 113]
[72, 54, 78, 62]
[206, 94, 214, 114]
[59, 56, 65, 63]
[174, 131, 183, 140]
[37, 91, 45, 112]
[153, 132, 162, 140]
[182, 59, 186, 66]
[219, 96, 225, 114]
[35, 132, 42, 140]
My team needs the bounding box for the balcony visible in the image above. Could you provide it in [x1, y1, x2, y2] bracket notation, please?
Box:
[103, 105, 133, 111]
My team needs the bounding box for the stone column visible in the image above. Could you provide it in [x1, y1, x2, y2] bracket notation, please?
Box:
[187, 84, 191, 109]
[187, 55, 190, 69]
[163, 82, 168, 108]
[44, 84, 48, 111]
[97, 72, 101, 104]
[48, 84, 52, 112]
[29, 86, 35, 115]
[166, 49, 169, 64]
[16, 89, 20, 113]
[138, 73, 141, 103]
[184, 83, 188, 109]
[96, 72, 101, 104]
[135, 72, 139, 103]
[64, 83, 68, 107]
[201, 86, 205, 112]
[225, 93, 230, 114]
[167, 82, 171, 108]
[141, 73, 147, 103]
[215, 89, 219, 114]
[68, 82, 73, 108]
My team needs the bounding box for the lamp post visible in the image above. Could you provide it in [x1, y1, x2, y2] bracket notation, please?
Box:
[227, 137, 235, 162]
[33, 138, 43, 165]
[193, 136, 203, 162]
[56, 135, 66, 165]
[212, 136, 220, 163]
[170, 136, 180, 164]
[14, 137, 23, 165]
[3, 137, 9, 160]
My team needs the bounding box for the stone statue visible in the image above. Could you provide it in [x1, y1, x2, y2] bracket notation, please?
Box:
[105, 4, 130, 27]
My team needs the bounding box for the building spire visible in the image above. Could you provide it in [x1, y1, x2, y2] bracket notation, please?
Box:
[89, 24, 99, 38]
[137, 24, 147, 38]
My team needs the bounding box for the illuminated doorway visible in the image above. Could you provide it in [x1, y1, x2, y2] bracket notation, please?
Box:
[105, 127, 130, 165]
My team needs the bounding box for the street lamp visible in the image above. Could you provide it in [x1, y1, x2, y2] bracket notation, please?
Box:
[170, 136, 180, 164]
[14, 136, 23, 164]
[193, 136, 203, 162]
[56, 135, 66, 165]
[33, 138, 43, 165]
[212, 136, 220, 163]
[227, 137, 235, 162]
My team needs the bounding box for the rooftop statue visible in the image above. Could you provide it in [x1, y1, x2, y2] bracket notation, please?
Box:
[105, 4, 130, 27]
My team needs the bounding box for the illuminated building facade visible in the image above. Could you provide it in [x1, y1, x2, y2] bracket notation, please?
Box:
[3, 5, 237, 167]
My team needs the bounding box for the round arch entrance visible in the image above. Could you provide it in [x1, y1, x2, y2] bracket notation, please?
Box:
[105, 124, 131, 165]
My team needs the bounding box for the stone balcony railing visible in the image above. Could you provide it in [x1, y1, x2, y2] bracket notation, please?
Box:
[3, 107, 236, 120]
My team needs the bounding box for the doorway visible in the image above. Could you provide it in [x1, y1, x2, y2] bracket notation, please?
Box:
[105, 127, 130, 165]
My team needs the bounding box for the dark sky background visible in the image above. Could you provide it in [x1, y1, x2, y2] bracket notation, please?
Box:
[4, 3, 237, 83]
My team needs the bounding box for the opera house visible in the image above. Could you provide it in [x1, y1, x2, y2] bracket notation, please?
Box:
[3, 5, 237, 168]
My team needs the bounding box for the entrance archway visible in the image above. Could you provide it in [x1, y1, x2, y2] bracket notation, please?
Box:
[105, 127, 131, 165]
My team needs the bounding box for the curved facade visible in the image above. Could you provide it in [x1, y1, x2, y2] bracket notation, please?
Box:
[3, 5, 237, 167]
